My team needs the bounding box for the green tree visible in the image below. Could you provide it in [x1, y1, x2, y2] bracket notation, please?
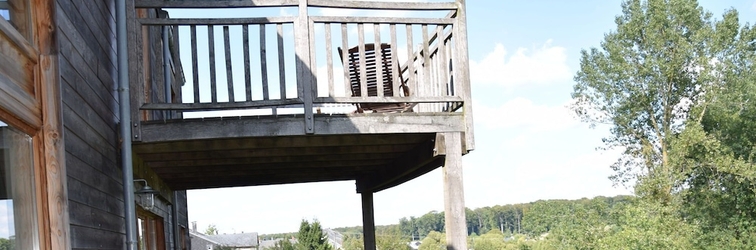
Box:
[0, 238, 12, 250]
[418, 231, 445, 250]
[571, 0, 715, 201]
[205, 224, 219, 235]
[376, 226, 410, 250]
[341, 234, 364, 250]
[295, 219, 333, 250]
[472, 229, 506, 250]
[267, 238, 296, 250]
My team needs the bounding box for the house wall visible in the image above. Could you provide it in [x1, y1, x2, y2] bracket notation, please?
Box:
[55, 0, 188, 248]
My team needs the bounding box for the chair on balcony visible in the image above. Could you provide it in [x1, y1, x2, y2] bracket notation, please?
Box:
[338, 43, 413, 113]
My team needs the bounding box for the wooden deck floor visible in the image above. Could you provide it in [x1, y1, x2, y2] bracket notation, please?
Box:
[132, 113, 460, 191]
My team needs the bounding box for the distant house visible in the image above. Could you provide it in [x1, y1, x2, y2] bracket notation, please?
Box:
[259, 238, 297, 250]
[323, 228, 344, 249]
[190, 229, 260, 250]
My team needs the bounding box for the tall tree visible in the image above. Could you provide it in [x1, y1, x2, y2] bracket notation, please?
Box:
[295, 219, 333, 250]
[571, 0, 718, 201]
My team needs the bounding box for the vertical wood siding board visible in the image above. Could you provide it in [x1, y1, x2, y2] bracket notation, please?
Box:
[243, 25, 252, 101]
[277, 23, 287, 99]
[259, 24, 269, 100]
[324, 23, 334, 97]
[341, 23, 350, 97]
[223, 26, 234, 102]
[374, 23, 383, 97]
[190, 25, 200, 103]
[208, 25, 217, 103]
[357, 23, 367, 98]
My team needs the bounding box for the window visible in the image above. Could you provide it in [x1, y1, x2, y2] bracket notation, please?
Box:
[137, 209, 166, 250]
[0, 120, 39, 249]
[0, 0, 31, 39]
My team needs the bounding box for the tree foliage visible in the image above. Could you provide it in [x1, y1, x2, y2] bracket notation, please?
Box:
[572, 0, 756, 248]
[571, 0, 716, 201]
[295, 219, 333, 250]
[205, 224, 219, 235]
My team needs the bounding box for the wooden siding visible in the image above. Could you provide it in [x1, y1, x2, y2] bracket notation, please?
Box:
[57, 0, 125, 247]
[56, 0, 188, 249]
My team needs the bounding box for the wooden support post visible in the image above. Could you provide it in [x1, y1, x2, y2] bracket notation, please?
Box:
[361, 192, 377, 250]
[295, 0, 314, 134]
[443, 132, 467, 250]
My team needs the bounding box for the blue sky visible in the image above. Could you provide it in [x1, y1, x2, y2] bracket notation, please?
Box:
[184, 0, 756, 235]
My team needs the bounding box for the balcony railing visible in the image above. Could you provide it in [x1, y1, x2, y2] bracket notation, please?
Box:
[128, 0, 472, 136]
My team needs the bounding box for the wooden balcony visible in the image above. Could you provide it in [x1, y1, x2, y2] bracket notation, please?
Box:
[126, 0, 474, 193]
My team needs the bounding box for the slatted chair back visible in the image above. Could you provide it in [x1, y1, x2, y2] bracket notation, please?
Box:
[338, 43, 412, 113]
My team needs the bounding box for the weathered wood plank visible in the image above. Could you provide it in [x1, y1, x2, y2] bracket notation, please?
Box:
[138, 144, 417, 162]
[277, 24, 287, 99]
[243, 25, 252, 101]
[422, 24, 431, 104]
[454, 0, 474, 151]
[155, 160, 388, 175]
[190, 25, 200, 103]
[259, 24, 270, 100]
[308, 0, 457, 10]
[134, 133, 432, 153]
[295, 0, 314, 134]
[313, 96, 461, 104]
[0, 73, 42, 128]
[0, 17, 38, 63]
[207, 25, 218, 103]
[324, 23, 334, 97]
[171, 24, 182, 100]
[141, 98, 304, 111]
[148, 152, 397, 168]
[389, 24, 399, 96]
[36, 0, 72, 245]
[374, 24, 383, 97]
[138, 113, 464, 142]
[310, 16, 453, 25]
[138, 17, 296, 25]
[443, 132, 468, 250]
[357, 23, 368, 97]
[223, 26, 235, 102]
[341, 23, 350, 97]
[135, 0, 298, 8]
[405, 24, 415, 97]
[361, 192, 377, 250]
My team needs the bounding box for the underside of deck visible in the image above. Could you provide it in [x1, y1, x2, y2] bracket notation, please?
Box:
[133, 113, 462, 192]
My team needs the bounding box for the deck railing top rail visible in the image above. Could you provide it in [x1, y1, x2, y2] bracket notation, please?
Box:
[135, 0, 458, 11]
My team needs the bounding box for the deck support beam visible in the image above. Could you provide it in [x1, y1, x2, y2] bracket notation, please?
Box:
[443, 132, 467, 250]
[361, 192, 377, 250]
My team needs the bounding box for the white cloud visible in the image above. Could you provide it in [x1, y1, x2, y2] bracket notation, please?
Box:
[470, 41, 571, 88]
[475, 97, 578, 132]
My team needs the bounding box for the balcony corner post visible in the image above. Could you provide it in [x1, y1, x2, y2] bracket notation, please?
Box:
[453, 0, 474, 151]
[295, 0, 315, 134]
